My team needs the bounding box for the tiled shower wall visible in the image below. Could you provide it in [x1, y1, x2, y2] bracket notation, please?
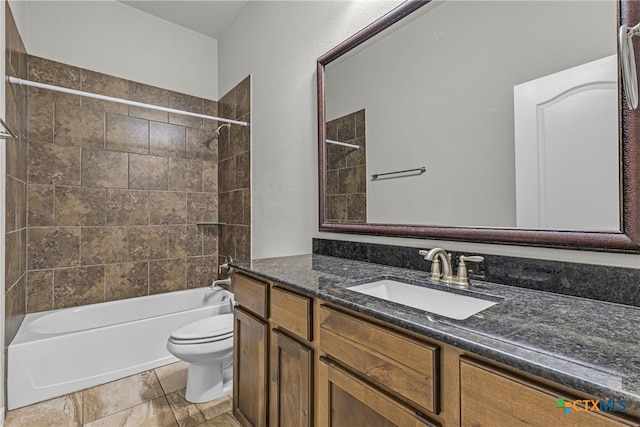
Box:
[5, 3, 28, 345]
[218, 77, 251, 271]
[326, 109, 366, 223]
[24, 56, 224, 313]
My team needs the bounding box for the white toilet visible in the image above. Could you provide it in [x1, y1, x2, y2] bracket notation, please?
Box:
[167, 313, 234, 403]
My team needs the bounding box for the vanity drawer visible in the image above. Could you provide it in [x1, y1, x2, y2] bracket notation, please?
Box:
[460, 358, 636, 427]
[319, 305, 439, 414]
[270, 286, 312, 341]
[233, 273, 269, 319]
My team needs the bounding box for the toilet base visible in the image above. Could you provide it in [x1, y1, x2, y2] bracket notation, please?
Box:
[184, 359, 233, 403]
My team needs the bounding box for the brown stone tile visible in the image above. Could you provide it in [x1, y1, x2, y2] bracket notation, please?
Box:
[27, 269, 54, 313]
[28, 142, 81, 186]
[165, 388, 208, 427]
[202, 224, 218, 256]
[106, 114, 149, 154]
[27, 184, 54, 227]
[129, 154, 168, 190]
[54, 104, 105, 148]
[28, 227, 80, 270]
[149, 191, 187, 225]
[83, 396, 178, 427]
[81, 227, 128, 265]
[55, 186, 106, 226]
[243, 189, 251, 227]
[154, 361, 188, 395]
[106, 262, 149, 301]
[27, 90, 54, 143]
[187, 256, 217, 289]
[218, 157, 236, 193]
[4, 392, 82, 427]
[236, 150, 250, 189]
[338, 166, 366, 194]
[219, 226, 235, 261]
[28, 55, 81, 89]
[230, 119, 250, 157]
[347, 193, 367, 222]
[168, 91, 203, 129]
[326, 119, 338, 140]
[128, 226, 168, 261]
[327, 195, 347, 222]
[82, 370, 164, 423]
[337, 113, 356, 141]
[5, 274, 26, 345]
[149, 259, 186, 294]
[186, 128, 216, 161]
[218, 122, 230, 161]
[203, 100, 219, 131]
[81, 69, 129, 114]
[82, 149, 129, 188]
[355, 109, 366, 138]
[236, 76, 250, 119]
[327, 144, 347, 171]
[168, 225, 202, 258]
[218, 192, 230, 225]
[187, 193, 217, 223]
[327, 170, 339, 195]
[6, 176, 18, 232]
[54, 266, 104, 308]
[345, 137, 365, 167]
[129, 81, 169, 123]
[5, 230, 24, 290]
[228, 190, 244, 225]
[235, 226, 250, 261]
[219, 90, 235, 123]
[18, 135, 28, 183]
[168, 158, 203, 193]
[203, 161, 217, 193]
[150, 122, 186, 158]
[106, 189, 149, 225]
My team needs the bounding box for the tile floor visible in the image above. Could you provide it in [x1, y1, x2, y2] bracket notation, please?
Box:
[4, 361, 240, 427]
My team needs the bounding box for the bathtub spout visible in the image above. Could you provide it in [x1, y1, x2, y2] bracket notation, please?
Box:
[211, 278, 231, 291]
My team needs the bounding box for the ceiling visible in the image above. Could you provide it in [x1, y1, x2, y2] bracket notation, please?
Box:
[118, 1, 248, 39]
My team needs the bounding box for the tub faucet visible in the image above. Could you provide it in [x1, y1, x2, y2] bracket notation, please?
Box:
[419, 248, 453, 284]
[211, 278, 231, 291]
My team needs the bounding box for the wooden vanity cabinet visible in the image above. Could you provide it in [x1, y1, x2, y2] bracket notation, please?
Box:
[233, 274, 269, 427]
[460, 358, 638, 427]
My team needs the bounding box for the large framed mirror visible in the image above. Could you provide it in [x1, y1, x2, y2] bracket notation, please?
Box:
[317, 0, 640, 252]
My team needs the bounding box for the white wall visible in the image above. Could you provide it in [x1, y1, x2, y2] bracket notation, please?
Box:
[22, 0, 218, 100]
[219, 1, 640, 269]
[219, 0, 403, 259]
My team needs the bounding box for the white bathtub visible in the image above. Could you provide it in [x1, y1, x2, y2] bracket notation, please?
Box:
[8, 287, 233, 410]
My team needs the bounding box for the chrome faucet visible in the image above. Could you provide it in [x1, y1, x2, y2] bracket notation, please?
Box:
[419, 248, 484, 288]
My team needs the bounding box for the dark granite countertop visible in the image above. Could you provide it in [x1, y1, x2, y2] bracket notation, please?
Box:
[231, 254, 640, 413]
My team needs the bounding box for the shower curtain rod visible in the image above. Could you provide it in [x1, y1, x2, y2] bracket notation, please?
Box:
[8, 77, 249, 127]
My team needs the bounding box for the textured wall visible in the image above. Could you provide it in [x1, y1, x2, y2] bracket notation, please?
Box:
[5, 1, 27, 347]
[218, 76, 251, 269]
[25, 56, 221, 312]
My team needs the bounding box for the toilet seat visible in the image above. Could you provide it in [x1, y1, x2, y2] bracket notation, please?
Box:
[169, 314, 234, 345]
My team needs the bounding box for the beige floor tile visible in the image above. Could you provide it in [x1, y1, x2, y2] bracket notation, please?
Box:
[5, 392, 82, 427]
[155, 361, 189, 394]
[84, 396, 178, 427]
[82, 370, 165, 423]
[166, 390, 232, 427]
[196, 412, 240, 427]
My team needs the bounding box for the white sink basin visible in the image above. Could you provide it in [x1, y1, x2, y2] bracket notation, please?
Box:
[349, 279, 498, 320]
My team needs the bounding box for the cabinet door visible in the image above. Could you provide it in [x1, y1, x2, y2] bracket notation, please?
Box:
[318, 357, 439, 427]
[233, 307, 268, 427]
[461, 358, 636, 427]
[269, 329, 313, 427]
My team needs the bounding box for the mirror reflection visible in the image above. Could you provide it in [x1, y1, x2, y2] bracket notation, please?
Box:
[324, 0, 619, 231]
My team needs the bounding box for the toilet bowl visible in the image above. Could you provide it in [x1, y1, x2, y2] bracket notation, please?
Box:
[167, 313, 234, 403]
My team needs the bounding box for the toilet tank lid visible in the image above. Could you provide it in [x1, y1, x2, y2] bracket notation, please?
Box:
[171, 313, 234, 340]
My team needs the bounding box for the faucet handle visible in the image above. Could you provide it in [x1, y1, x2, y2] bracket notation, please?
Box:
[418, 249, 429, 258]
[452, 255, 484, 287]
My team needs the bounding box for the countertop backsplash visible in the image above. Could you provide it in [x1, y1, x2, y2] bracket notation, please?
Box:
[312, 238, 640, 308]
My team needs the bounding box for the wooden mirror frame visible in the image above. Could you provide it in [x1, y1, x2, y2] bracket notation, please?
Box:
[317, 0, 640, 253]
